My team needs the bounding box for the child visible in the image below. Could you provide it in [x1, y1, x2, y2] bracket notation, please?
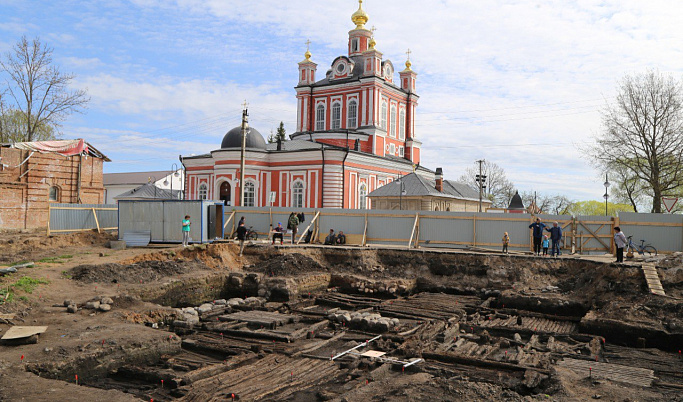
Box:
[542, 235, 549, 256]
[182, 215, 191, 247]
[502, 232, 510, 254]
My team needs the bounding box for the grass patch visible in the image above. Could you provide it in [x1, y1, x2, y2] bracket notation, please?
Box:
[38, 254, 73, 264]
[61, 270, 72, 279]
[12, 276, 50, 294]
[0, 288, 13, 304]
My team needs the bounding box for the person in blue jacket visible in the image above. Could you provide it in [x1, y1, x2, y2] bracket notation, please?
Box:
[545, 221, 563, 257]
[528, 218, 546, 255]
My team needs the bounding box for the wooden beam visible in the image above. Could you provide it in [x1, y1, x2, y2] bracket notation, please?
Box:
[92, 208, 101, 234]
[223, 211, 235, 231]
[297, 211, 320, 244]
[362, 212, 368, 247]
[472, 214, 477, 247]
[578, 221, 610, 250]
[408, 213, 419, 249]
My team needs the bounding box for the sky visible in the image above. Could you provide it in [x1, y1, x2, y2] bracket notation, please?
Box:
[2, 0, 683, 201]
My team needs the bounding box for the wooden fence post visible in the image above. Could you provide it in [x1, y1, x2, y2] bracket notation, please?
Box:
[92, 208, 101, 233]
[472, 214, 477, 247]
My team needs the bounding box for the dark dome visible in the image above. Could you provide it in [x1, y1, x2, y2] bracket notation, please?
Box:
[508, 190, 525, 210]
[221, 126, 267, 150]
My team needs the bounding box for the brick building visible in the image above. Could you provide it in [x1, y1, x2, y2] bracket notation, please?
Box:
[182, 1, 433, 209]
[0, 139, 109, 229]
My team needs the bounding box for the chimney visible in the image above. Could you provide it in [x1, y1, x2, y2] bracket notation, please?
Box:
[276, 137, 282, 151]
[435, 167, 443, 193]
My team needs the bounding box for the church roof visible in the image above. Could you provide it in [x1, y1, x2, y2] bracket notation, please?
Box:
[442, 180, 481, 201]
[508, 191, 525, 210]
[367, 172, 481, 201]
[221, 126, 267, 150]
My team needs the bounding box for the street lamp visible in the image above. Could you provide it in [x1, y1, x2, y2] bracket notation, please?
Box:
[148, 175, 158, 198]
[163, 163, 181, 199]
[396, 177, 406, 210]
[603, 173, 610, 216]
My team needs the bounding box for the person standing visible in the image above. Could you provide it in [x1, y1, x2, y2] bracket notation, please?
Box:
[236, 221, 248, 256]
[181, 215, 191, 247]
[502, 232, 510, 254]
[613, 226, 627, 263]
[528, 218, 546, 255]
[287, 212, 299, 244]
[545, 221, 563, 257]
[542, 235, 550, 256]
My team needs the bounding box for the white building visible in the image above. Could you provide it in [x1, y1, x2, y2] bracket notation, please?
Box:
[103, 169, 184, 204]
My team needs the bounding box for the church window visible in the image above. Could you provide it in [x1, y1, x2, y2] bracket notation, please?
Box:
[198, 183, 208, 200]
[316, 104, 325, 131]
[48, 186, 60, 202]
[244, 181, 255, 207]
[292, 181, 305, 208]
[390, 105, 397, 138]
[331, 102, 341, 130]
[347, 100, 357, 128]
[399, 109, 406, 140]
[380, 100, 387, 130]
[351, 38, 359, 53]
[359, 183, 367, 209]
[399, 146, 404, 157]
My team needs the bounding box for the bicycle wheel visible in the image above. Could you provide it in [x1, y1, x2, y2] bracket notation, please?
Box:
[249, 232, 258, 241]
[643, 246, 657, 256]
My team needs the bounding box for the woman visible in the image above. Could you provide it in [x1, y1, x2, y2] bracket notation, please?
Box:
[613, 226, 627, 263]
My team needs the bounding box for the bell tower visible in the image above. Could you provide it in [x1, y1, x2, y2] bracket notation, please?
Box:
[348, 0, 372, 56]
[298, 40, 317, 86]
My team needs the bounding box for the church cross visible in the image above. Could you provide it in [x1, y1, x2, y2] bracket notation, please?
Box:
[242, 100, 249, 110]
[370, 25, 376, 37]
[305, 39, 311, 51]
[406, 48, 412, 61]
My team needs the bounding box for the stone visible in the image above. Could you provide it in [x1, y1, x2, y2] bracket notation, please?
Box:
[522, 370, 547, 389]
[197, 303, 213, 314]
[227, 298, 243, 306]
[182, 314, 199, 325]
[108, 240, 126, 250]
[63, 299, 73, 307]
[182, 307, 198, 315]
[101, 297, 114, 305]
[99, 304, 111, 312]
[174, 320, 194, 328]
[85, 301, 100, 310]
[513, 333, 522, 342]
[67, 304, 78, 313]
[214, 299, 227, 305]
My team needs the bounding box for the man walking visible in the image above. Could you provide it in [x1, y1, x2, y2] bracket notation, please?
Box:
[236, 221, 248, 256]
[613, 226, 627, 263]
[545, 221, 563, 257]
[181, 215, 191, 247]
[528, 218, 546, 255]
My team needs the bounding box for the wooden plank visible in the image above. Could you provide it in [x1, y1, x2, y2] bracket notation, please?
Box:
[92, 207, 101, 234]
[297, 211, 320, 244]
[2, 326, 48, 340]
[619, 221, 683, 227]
[578, 221, 610, 250]
[362, 212, 368, 246]
[408, 213, 419, 249]
[50, 207, 118, 211]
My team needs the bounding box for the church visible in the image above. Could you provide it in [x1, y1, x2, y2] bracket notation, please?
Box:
[181, 1, 433, 209]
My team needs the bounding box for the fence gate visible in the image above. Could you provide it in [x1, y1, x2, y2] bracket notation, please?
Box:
[575, 216, 614, 254]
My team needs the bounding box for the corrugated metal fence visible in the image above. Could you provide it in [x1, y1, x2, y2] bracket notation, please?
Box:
[223, 207, 683, 253]
[47, 203, 117, 234]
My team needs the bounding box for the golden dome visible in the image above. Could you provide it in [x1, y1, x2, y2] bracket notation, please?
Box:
[351, 0, 369, 29]
[404, 59, 412, 70]
[304, 49, 312, 61]
[369, 37, 376, 50]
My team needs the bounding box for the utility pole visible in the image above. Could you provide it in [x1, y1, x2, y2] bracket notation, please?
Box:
[475, 159, 486, 212]
[239, 101, 249, 207]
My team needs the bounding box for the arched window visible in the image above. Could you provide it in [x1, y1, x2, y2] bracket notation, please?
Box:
[48, 186, 60, 202]
[399, 109, 406, 140]
[359, 183, 367, 210]
[331, 102, 341, 129]
[198, 183, 208, 200]
[244, 181, 255, 206]
[347, 100, 357, 128]
[390, 105, 397, 138]
[292, 181, 305, 208]
[315, 104, 325, 131]
[380, 100, 387, 129]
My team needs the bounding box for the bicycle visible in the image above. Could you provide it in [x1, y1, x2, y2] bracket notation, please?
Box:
[232, 226, 258, 241]
[626, 235, 657, 257]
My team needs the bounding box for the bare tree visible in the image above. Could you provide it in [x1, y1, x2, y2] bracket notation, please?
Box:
[0, 36, 89, 142]
[520, 192, 574, 215]
[459, 161, 515, 208]
[588, 70, 683, 213]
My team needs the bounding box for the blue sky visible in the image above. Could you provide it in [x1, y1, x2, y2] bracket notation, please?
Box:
[2, 0, 683, 201]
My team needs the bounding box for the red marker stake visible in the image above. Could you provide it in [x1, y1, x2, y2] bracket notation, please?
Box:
[102, 339, 105, 346]
[232, 394, 235, 401]
[20, 355, 24, 363]
[75, 374, 78, 385]
[589, 367, 592, 378]
[161, 379, 164, 388]
[402, 366, 405, 374]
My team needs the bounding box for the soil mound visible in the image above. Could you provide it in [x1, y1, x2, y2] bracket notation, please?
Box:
[256, 252, 324, 276]
[69, 260, 197, 283]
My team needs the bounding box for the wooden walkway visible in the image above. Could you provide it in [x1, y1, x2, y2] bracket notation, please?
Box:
[641, 263, 666, 296]
[558, 358, 655, 387]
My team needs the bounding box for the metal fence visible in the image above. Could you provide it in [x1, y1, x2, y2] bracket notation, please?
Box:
[47, 203, 118, 235]
[223, 207, 683, 254]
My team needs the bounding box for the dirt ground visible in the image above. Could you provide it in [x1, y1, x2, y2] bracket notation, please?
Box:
[0, 230, 681, 401]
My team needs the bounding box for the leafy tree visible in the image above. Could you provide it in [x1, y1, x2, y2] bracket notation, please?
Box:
[587, 70, 683, 213]
[458, 160, 515, 208]
[0, 36, 89, 142]
[0, 108, 55, 143]
[567, 200, 634, 216]
[608, 164, 649, 213]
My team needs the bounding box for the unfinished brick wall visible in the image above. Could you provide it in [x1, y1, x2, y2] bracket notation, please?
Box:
[0, 147, 105, 229]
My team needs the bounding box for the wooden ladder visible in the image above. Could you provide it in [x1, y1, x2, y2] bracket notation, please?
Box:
[641, 263, 666, 296]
